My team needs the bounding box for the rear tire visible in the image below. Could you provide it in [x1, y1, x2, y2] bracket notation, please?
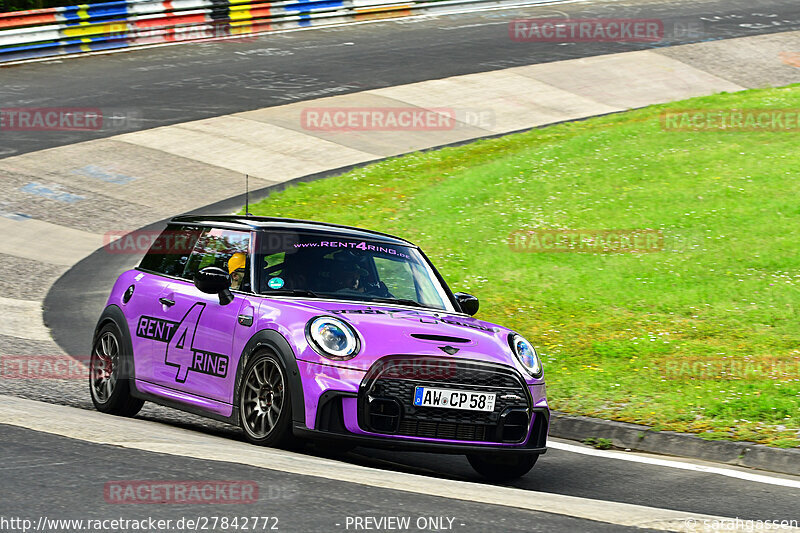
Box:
[239, 352, 297, 449]
[467, 453, 537, 481]
[89, 323, 144, 417]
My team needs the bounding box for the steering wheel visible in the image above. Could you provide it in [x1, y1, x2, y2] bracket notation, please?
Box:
[363, 281, 392, 298]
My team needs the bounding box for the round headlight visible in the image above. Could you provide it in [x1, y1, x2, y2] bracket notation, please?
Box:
[306, 316, 359, 360]
[509, 333, 543, 377]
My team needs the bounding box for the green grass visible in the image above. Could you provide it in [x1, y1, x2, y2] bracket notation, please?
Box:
[583, 437, 614, 450]
[248, 85, 800, 448]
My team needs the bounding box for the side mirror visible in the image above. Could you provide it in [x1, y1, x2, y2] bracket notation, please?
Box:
[454, 292, 479, 316]
[194, 266, 234, 305]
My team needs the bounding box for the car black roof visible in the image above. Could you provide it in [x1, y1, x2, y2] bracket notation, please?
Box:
[170, 215, 415, 247]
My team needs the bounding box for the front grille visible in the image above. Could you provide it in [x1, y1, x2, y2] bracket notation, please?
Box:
[397, 419, 490, 441]
[359, 356, 531, 443]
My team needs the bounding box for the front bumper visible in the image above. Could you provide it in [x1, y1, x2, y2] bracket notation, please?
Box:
[295, 356, 549, 454]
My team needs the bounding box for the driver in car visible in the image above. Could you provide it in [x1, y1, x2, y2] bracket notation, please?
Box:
[329, 251, 392, 297]
[331, 258, 368, 292]
[227, 252, 247, 291]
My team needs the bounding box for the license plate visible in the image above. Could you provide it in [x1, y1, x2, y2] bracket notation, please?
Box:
[413, 386, 496, 412]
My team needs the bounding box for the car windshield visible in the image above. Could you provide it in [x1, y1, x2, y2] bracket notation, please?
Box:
[254, 231, 455, 312]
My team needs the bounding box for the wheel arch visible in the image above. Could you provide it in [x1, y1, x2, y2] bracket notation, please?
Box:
[234, 329, 306, 429]
[94, 305, 136, 381]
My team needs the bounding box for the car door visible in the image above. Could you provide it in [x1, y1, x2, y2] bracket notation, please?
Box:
[146, 227, 254, 407]
[131, 224, 201, 384]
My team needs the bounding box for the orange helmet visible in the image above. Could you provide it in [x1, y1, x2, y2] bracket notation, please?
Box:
[227, 252, 247, 274]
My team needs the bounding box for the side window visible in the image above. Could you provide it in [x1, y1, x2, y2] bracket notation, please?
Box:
[374, 257, 418, 301]
[183, 228, 252, 291]
[139, 225, 202, 278]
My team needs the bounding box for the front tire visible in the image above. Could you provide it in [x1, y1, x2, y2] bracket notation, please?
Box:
[89, 323, 144, 417]
[239, 352, 296, 448]
[467, 453, 537, 482]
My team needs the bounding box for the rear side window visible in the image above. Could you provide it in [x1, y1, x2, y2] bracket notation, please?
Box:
[139, 225, 202, 278]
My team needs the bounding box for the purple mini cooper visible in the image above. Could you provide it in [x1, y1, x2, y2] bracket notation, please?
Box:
[90, 215, 549, 480]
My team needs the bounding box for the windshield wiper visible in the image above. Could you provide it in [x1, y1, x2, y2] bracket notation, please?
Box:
[266, 289, 320, 298]
[264, 291, 432, 310]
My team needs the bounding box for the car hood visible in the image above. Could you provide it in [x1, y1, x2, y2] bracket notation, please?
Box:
[261, 297, 523, 371]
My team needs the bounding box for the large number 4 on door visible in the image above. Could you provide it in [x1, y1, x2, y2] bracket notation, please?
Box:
[165, 302, 230, 384]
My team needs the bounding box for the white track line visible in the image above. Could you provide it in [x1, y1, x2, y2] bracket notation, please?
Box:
[549, 441, 800, 489]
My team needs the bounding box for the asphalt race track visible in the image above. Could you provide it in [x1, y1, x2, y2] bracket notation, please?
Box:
[2, 0, 800, 157]
[5, 424, 647, 533]
[2, 0, 800, 531]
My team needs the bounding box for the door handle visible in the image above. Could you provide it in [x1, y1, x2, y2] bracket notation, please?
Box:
[159, 298, 175, 307]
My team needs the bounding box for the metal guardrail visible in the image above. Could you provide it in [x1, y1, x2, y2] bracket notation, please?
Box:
[0, 0, 558, 63]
